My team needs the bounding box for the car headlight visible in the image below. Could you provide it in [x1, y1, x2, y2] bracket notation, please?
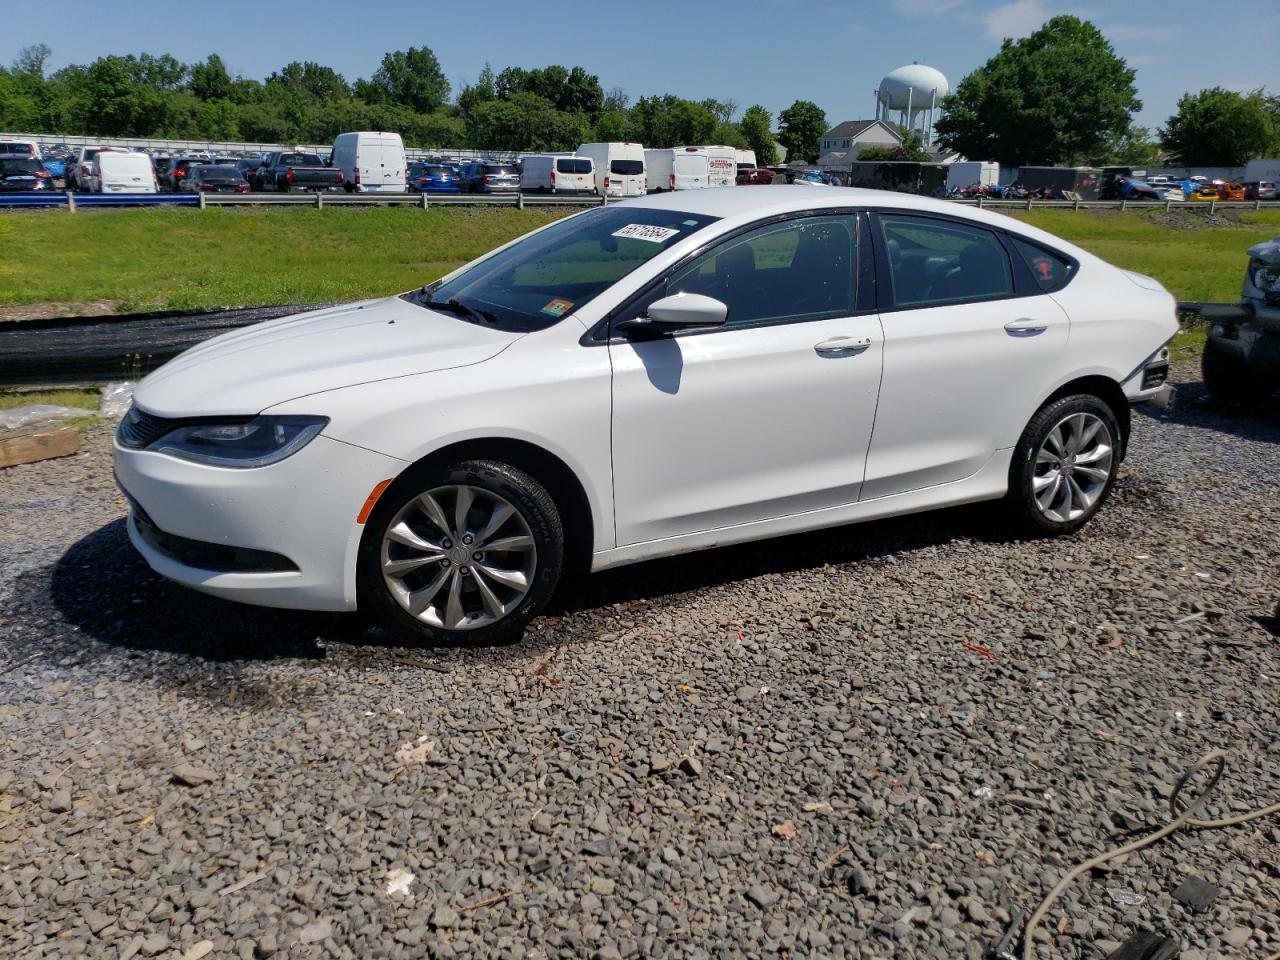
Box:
[150, 416, 328, 468]
[1251, 260, 1280, 293]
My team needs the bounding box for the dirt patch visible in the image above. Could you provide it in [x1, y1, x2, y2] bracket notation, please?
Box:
[0, 300, 122, 323]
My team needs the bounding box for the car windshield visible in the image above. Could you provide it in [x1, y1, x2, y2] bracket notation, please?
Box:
[417, 206, 720, 333]
[610, 160, 643, 176]
[0, 158, 40, 174]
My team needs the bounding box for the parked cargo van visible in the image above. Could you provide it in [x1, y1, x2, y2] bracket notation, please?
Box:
[735, 148, 758, 170]
[575, 142, 646, 198]
[521, 154, 596, 194]
[698, 145, 737, 188]
[332, 131, 407, 193]
[90, 151, 157, 193]
[644, 148, 710, 192]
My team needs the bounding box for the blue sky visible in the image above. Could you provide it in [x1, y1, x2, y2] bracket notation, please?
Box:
[4, 0, 1276, 135]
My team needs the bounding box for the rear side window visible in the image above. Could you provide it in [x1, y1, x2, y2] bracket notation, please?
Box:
[557, 158, 591, 174]
[878, 214, 1012, 309]
[610, 160, 643, 176]
[1010, 236, 1074, 292]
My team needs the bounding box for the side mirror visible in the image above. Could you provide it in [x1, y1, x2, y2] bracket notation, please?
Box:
[617, 293, 728, 337]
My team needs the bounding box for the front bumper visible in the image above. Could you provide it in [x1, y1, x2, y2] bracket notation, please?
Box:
[114, 433, 405, 611]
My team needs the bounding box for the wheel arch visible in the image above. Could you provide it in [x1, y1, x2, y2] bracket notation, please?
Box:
[1035, 375, 1131, 458]
[359, 436, 596, 581]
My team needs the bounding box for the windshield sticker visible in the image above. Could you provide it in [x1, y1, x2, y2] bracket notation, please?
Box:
[540, 298, 574, 317]
[613, 224, 681, 244]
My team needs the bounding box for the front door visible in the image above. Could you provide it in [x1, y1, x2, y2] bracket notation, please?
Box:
[610, 213, 884, 546]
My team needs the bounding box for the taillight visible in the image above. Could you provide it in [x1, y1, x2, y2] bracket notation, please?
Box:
[286, 167, 295, 184]
[604, 176, 610, 190]
[237, 183, 249, 192]
[337, 169, 344, 185]
[484, 174, 494, 182]
[669, 174, 675, 190]
[354, 166, 360, 185]
[550, 169, 556, 187]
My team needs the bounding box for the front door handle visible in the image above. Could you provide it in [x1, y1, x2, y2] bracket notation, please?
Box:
[814, 336, 872, 354]
[1004, 318, 1048, 335]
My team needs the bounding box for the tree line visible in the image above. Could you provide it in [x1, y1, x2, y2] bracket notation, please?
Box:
[0, 43, 832, 164]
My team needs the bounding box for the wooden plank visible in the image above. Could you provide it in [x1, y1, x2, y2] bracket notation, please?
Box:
[0, 425, 80, 468]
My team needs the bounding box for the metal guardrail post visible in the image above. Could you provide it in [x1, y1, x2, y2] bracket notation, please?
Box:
[517, 193, 524, 210]
[1210, 201, 1217, 214]
[198, 191, 206, 210]
[1073, 198, 1080, 211]
[1255, 199, 1261, 211]
[1120, 198, 1127, 212]
[1165, 199, 1171, 212]
[976, 195, 983, 209]
[1026, 198, 1033, 211]
[315, 192, 323, 209]
[421, 192, 428, 210]
[66, 191, 75, 213]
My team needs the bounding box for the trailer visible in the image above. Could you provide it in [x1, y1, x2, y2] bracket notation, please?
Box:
[1014, 166, 1102, 200]
[845, 161, 948, 196]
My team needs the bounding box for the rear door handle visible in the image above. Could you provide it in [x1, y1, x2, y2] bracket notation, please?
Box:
[1004, 318, 1048, 335]
[814, 336, 873, 354]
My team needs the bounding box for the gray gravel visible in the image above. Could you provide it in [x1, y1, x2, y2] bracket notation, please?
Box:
[2, 366, 1279, 960]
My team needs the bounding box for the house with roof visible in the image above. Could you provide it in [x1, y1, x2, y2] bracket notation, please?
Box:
[817, 120, 903, 167]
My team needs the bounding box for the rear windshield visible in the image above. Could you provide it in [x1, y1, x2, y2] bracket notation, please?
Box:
[419, 206, 720, 333]
[197, 166, 239, 179]
[610, 160, 643, 176]
[484, 164, 517, 175]
[279, 154, 322, 166]
[0, 142, 36, 154]
[423, 165, 451, 175]
[0, 159, 41, 174]
[557, 158, 592, 174]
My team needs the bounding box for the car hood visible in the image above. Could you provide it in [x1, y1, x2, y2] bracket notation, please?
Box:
[134, 296, 522, 417]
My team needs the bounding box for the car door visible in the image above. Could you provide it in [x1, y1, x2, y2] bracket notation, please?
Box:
[610, 212, 884, 546]
[860, 211, 1071, 500]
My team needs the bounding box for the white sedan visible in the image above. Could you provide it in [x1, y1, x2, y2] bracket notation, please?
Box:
[114, 187, 1177, 644]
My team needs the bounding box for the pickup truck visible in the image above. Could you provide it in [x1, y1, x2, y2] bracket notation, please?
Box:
[258, 152, 344, 193]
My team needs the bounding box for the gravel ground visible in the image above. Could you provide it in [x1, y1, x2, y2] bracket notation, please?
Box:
[2, 365, 1278, 960]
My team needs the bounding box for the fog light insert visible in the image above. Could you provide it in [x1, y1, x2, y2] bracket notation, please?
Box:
[1142, 363, 1169, 389]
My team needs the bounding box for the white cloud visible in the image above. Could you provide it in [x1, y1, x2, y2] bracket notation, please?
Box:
[892, 0, 965, 15]
[984, 0, 1051, 39]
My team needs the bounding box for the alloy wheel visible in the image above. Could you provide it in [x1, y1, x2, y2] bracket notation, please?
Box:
[380, 484, 537, 631]
[1030, 412, 1114, 522]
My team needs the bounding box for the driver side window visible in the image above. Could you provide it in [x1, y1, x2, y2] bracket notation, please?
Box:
[665, 215, 858, 328]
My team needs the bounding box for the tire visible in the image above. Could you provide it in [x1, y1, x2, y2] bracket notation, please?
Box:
[358, 459, 564, 646]
[1202, 337, 1271, 404]
[1007, 394, 1121, 537]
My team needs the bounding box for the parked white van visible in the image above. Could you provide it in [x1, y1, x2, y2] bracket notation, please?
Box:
[698, 145, 737, 188]
[735, 148, 758, 170]
[520, 154, 596, 194]
[644, 148, 710, 192]
[575, 142, 646, 198]
[331, 131, 407, 193]
[90, 151, 157, 193]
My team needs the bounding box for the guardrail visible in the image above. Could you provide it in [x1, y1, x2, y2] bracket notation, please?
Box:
[1, 191, 1276, 213]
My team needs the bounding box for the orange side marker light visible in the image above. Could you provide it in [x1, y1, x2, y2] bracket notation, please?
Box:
[356, 479, 394, 524]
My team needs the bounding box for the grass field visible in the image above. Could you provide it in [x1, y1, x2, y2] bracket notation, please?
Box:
[1, 204, 1276, 318]
[0, 206, 566, 315]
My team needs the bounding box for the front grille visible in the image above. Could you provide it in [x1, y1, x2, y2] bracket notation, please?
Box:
[117, 405, 177, 449]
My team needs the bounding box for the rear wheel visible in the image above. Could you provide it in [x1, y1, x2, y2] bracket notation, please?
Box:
[1008, 394, 1120, 536]
[1202, 337, 1272, 404]
[359, 460, 563, 646]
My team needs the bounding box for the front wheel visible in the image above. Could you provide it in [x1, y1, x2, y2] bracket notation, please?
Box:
[1007, 394, 1120, 536]
[359, 460, 564, 646]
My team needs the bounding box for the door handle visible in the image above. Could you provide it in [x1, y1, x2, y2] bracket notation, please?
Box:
[814, 336, 873, 354]
[1004, 318, 1048, 335]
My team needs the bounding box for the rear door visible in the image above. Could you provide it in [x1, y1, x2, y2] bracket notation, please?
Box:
[861, 211, 1071, 500]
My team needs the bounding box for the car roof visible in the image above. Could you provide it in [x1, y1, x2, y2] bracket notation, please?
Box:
[616, 185, 1097, 263]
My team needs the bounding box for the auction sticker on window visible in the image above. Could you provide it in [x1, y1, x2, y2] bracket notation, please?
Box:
[613, 224, 680, 243]
[541, 298, 574, 317]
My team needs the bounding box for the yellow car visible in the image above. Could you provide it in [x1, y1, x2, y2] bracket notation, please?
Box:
[1189, 186, 1220, 201]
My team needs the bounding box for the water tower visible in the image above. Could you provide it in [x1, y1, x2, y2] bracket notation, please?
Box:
[875, 63, 949, 145]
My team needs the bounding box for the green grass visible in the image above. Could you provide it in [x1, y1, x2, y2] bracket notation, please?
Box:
[0, 388, 100, 410]
[0, 206, 568, 314]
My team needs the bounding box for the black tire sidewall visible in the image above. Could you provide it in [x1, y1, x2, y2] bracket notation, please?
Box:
[358, 459, 563, 646]
[1202, 338, 1270, 404]
[1009, 394, 1121, 536]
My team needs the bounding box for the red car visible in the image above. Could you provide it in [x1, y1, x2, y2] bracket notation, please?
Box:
[735, 166, 774, 185]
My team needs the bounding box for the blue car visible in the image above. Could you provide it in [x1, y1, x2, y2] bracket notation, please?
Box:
[42, 156, 66, 179]
[407, 162, 461, 194]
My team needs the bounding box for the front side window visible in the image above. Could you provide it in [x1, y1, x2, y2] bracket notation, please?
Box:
[878, 214, 1012, 308]
[421, 206, 720, 332]
[665, 215, 858, 328]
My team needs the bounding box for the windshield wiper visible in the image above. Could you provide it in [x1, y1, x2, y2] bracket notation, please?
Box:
[419, 295, 499, 325]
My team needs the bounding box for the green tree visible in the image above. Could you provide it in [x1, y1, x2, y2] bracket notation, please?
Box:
[708, 121, 747, 148]
[603, 87, 629, 113]
[700, 98, 737, 126]
[936, 15, 1139, 166]
[777, 100, 826, 164]
[365, 47, 449, 113]
[189, 54, 232, 102]
[456, 63, 496, 118]
[740, 104, 777, 165]
[627, 95, 716, 147]
[268, 61, 350, 102]
[13, 43, 52, 79]
[132, 52, 186, 89]
[593, 109, 627, 142]
[1101, 125, 1162, 166]
[0, 69, 42, 129]
[1160, 88, 1278, 166]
